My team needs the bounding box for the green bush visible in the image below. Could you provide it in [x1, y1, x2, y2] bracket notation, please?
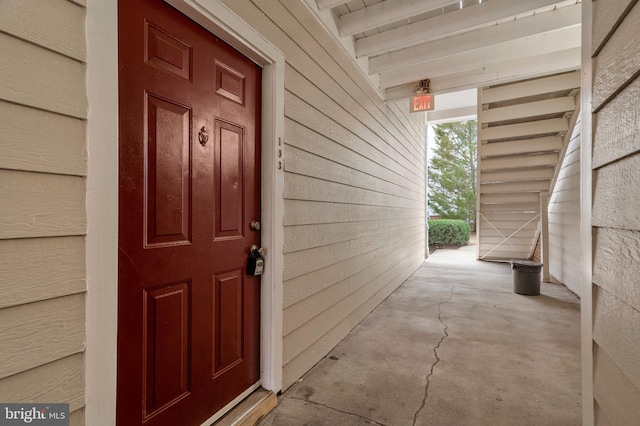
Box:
[428, 219, 470, 246]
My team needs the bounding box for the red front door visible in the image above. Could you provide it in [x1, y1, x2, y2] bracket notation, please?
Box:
[117, 0, 262, 424]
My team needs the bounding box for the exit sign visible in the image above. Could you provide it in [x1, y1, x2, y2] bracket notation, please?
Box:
[410, 94, 434, 113]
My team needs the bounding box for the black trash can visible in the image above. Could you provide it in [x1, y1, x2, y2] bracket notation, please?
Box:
[510, 260, 543, 295]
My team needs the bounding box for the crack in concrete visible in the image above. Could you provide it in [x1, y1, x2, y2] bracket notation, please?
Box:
[412, 285, 455, 426]
[290, 396, 388, 426]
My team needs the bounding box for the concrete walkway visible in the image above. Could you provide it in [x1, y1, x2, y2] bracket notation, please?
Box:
[259, 246, 582, 426]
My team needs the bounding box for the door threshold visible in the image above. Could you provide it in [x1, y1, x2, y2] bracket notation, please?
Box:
[202, 387, 277, 426]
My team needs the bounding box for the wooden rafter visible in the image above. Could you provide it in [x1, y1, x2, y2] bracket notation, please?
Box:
[355, 0, 567, 57]
[378, 25, 581, 89]
[383, 47, 580, 100]
[339, 0, 459, 37]
[316, 0, 351, 12]
[369, 3, 581, 74]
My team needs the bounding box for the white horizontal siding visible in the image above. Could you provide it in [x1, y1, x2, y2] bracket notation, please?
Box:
[0, 32, 86, 119]
[0, 0, 87, 422]
[592, 1, 640, 110]
[285, 96, 424, 193]
[285, 144, 423, 200]
[593, 72, 640, 169]
[479, 212, 539, 224]
[0, 170, 86, 239]
[548, 118, 581, 295]
[221, 0, 425, 390]
[593, 345, 640, 426]
[593, 227, 640, 312]
[0, 237, 85, 309]
[592, 0, 636, 55]
[285, 65, 424, 177]
[283, 243, 422, 365]
[593, 287, 640, 391]
[282, 251, 423, 388]
[478, 226, 538, 237]
[0, 294, 85, 380]
[0, 101, 86, 176]
[593, 153, 640, 230]
[284, 226, 423, 305]
[479, 203, 539, 213]
[0, 0, 85, 61]
[284, 199, 423, 226]
[283, 232, 424, 336]
[0, 354, 84, 412]
[590, 2, 640, 423]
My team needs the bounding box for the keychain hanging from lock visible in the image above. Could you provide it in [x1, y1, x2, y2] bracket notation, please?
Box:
[247, 245, 265, 276]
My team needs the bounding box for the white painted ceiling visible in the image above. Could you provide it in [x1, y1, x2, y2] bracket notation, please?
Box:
[305, 0, 582, 101]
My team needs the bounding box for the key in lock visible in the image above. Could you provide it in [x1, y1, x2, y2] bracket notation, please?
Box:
[247, 245, 265, 276]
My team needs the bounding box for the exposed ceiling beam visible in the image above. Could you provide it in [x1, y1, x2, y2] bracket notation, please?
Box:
[316, 0, 351, 12]
[383, 47, 581, 100]
[378, 25, 581, 89]
[339, 0, 458, 37]
[300, 0, 383, 99]
[356, 0, 567, 57]
[369, 3, 581, 74]
[433, 48, 582, 94]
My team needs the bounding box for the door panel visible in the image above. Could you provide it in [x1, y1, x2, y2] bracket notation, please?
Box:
[215, 120, 245, 239]
[143, 282, 191, 417]
[117, 0, 262, 424]
[145, 21, 192, 81]
[214, 61, 246, 104]
[145, 94, 192, 246]
[213, 270, 244, 376]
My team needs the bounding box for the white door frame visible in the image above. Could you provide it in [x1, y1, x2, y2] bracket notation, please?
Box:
[85, 1, 285, 424]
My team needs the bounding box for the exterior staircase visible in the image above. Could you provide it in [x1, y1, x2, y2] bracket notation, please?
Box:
[477, 71, 581, 261]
